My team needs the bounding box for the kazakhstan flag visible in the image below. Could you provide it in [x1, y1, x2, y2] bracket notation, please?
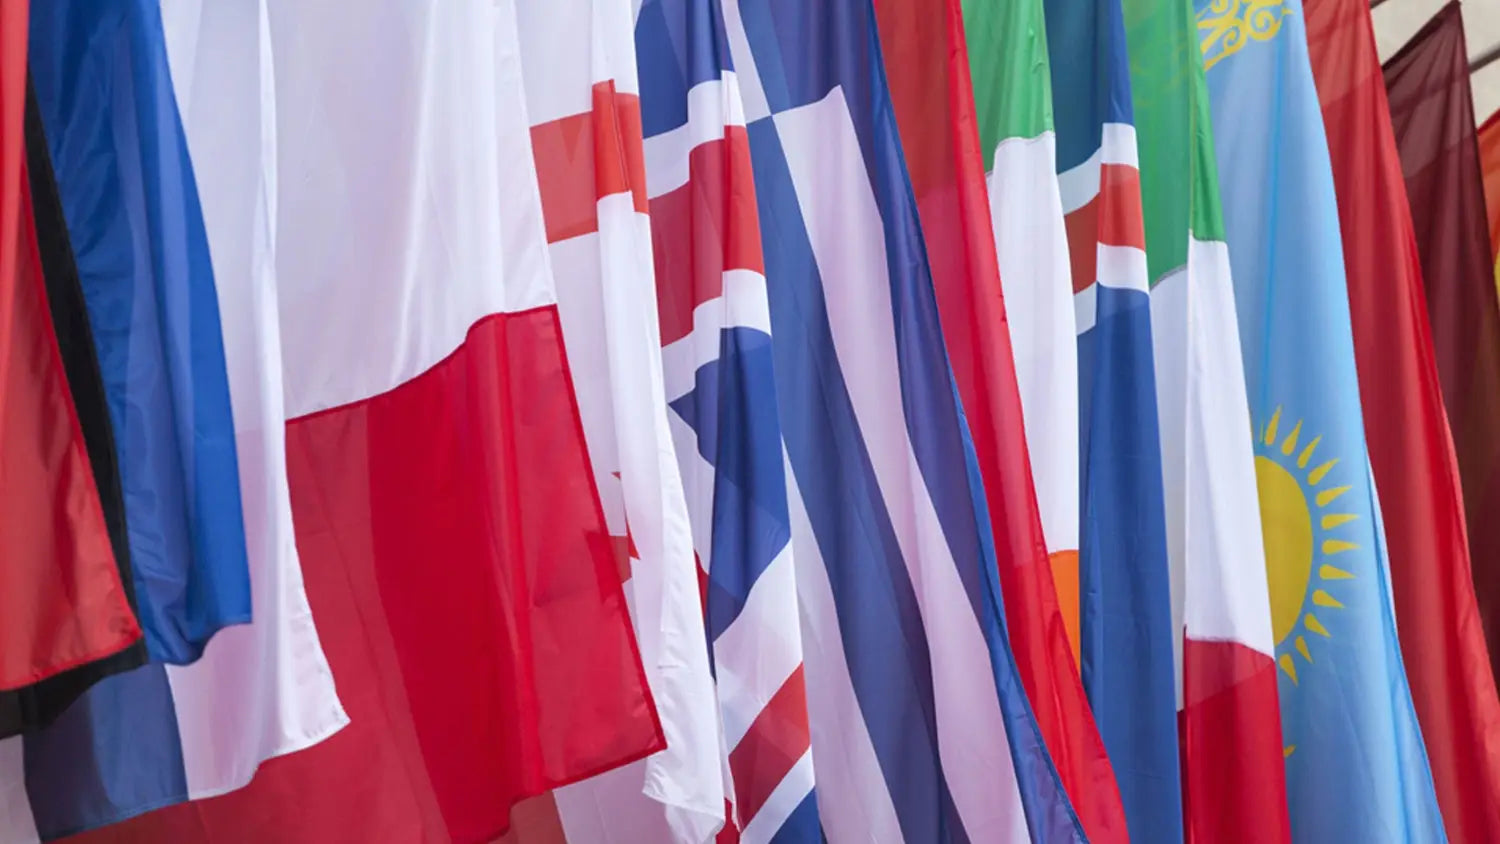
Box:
[1195, 0, 1447, 840]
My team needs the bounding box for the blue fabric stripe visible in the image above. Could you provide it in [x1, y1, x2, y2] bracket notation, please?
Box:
[747, 112, 960, 842]
[1044, 0, 1135, 173]
[1075, 287, 1183, 844]
[637, 0, 736, 138]
[669, 328, 794, 645]
[29, 0, 250, 665]
[769, 791, 824, 844]
[23, 667, 186, 841]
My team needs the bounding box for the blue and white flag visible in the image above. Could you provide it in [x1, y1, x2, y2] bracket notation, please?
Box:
[721, 0, 1081, 840]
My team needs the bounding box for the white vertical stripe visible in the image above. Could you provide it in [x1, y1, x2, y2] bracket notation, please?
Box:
[738, 750, 815, 844]
[786, 465, 904, 844]
[713, 545, 802, 750]
[644, 76, 748, 198]
[164, 0, 348, 796]
[989, 133, 1081, 559]
[720, 0, 771, 124]
[777, 88, 1026, 841]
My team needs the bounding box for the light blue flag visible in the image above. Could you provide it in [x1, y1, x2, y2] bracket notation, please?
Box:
[1195, 1, 1446, 840]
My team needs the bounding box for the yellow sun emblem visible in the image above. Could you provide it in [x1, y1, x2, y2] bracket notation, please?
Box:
[1254, 406, 1358, 688]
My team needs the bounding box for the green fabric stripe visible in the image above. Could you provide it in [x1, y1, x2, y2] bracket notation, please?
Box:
[962, 0, 1055, 160]
[1122, 0, 1226, 282]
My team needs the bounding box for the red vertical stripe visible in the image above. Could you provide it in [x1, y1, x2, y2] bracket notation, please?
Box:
[650, 128, 763, 346]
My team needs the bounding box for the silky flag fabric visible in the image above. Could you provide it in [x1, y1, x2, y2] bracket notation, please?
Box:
[1119, 0, 1291, 838]
[900, 1, 1125, 840]
[1384, 17, 1500, 826]
[42, 4, 668, 843]
[0, 0, 143, 736]
[961, 0, 1083, 666]
[723, 0, 1080, 839]
[1196, 0, 1445, 839]
[1308, 2, 1500, 840]
[635, 0, 819, 840]
[1041, 0, 1187, 838]
[27, 0, 251, 667]
[517, 1, 725, 841]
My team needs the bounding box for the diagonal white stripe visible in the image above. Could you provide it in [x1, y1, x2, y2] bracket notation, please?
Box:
[738, 749, 815, 844]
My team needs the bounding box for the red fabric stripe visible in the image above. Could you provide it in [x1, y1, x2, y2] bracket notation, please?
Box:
[1179, 639, 1290, 844]
[1063, 198, 1099, 294]
[874, 0, 1129, 838]
[70, 307, 666, 844]
[727, 665, 811, 824]
[650, 127, 763, 346]
[1096, 164, 1146, 252]
[1, 63, 140, 688]
[532, 82, 648, 244]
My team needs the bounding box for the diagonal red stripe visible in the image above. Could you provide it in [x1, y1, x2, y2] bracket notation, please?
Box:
[727, 665, 811, 824]
[532, 81, 647, 244]
[650, 127, 763, 346]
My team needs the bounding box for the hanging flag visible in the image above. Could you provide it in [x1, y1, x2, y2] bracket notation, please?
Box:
[1118, 0, 1291, 839]
[962, 0, 1083, 668]
[0, 6, 144, 738]
[27, 0, 251, 667]
[1040, 0, 1186, 837]
[1195, 0, 1446, 839]
[1376, 6, 1500, 839]
[519, 1, 726, 841]
[636, 0, 818, 840]
[43, 4, 668, 843]
[721, 0, 1080, 839]
[888, 0, 1124, 840]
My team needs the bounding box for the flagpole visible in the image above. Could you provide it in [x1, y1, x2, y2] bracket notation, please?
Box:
[1473, 42, 1500, 74]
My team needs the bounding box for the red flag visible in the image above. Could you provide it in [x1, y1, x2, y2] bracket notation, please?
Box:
[872, 0, 1128, 839]
[1307, 2, 1500, 840]
[0, 0, 140, 710]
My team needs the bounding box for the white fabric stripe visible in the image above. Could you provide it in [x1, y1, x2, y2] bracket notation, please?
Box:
[714, 544, 802, 751]
[549, 186, 722, 840]
[164, 0, 348, 795]
[989, 133, 1081, 559]
[275, 1, 557, 418]
[660, 269, 773, 403]
[739, 749, 815, 844]
[0, 737, 38, 843]
[1057, 122, 1139, 215]
[518, 0, 639, 126]
[1075, 282, 1099, 335]
[1177, 239, 1274, 655]
[720, 0, 771, 124]
[779, 89, 1026, 840]
[785, 462, 904, 844]
[1096, 243, 1150, 294]
[644, 75, 747, 199]
[1149, 265, 1189, 708]
[666, 411, 716, 562]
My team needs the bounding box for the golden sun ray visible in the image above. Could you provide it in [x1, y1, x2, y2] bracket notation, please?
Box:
[1279, 653, 1299, 683]
[1305, 614, 1330, 637]
[1322, 539, 1359, 555]
[1264, 407, 1282, 446]
[1321, 513, 1357, 530]
[1281, 421, 1303, 455]
[1308, 459, 1339, 486]
[1319, 565, 1353, 580]
[1295, 636, 1312, 661]
[1297, 436, 1322, 468]
[1312, 589, 1343, 609]
[1315, 485, 1350, 508]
